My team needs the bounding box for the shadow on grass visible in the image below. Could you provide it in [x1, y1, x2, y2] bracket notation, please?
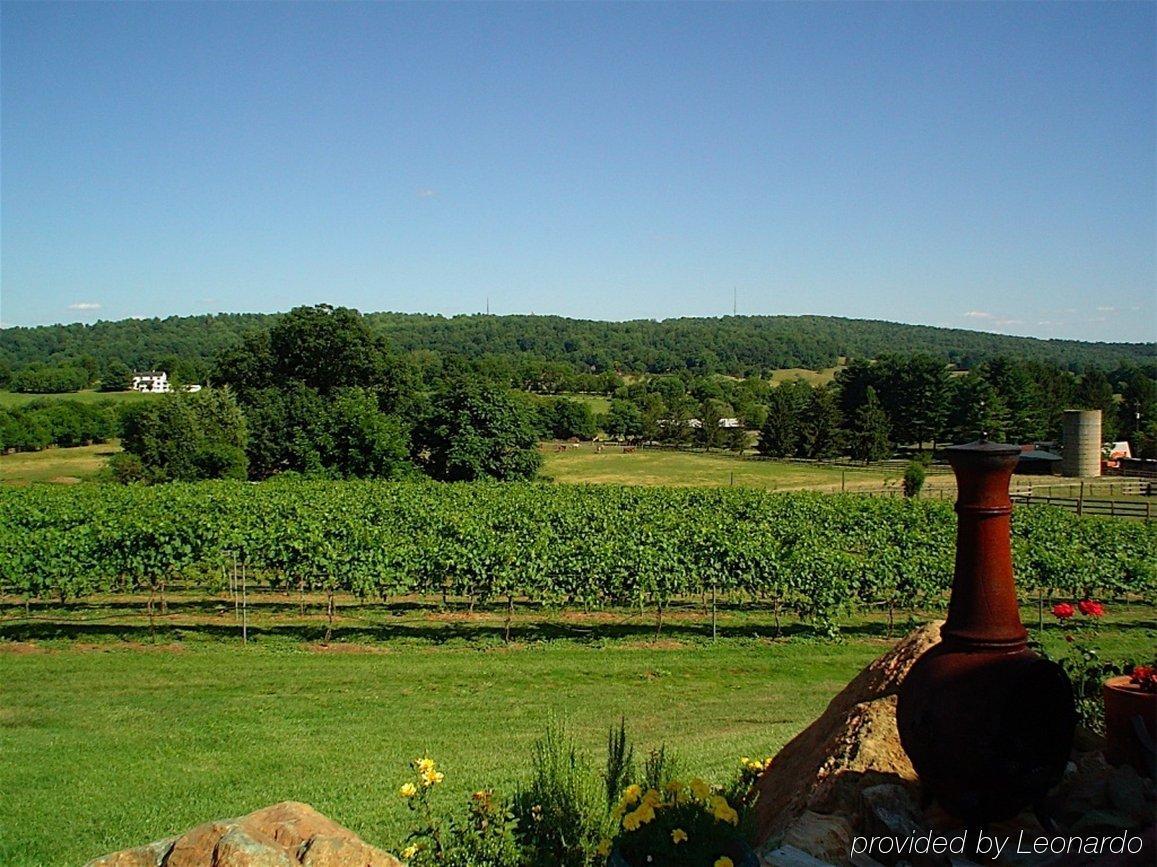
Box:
[0, 616, 906, 645]
[4, 612, 1154, 647]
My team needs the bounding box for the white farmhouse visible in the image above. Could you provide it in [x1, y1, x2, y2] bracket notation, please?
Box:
[131, 371, 171, 393]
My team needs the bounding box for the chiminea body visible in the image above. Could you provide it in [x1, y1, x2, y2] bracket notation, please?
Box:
[896, 442, 1075, 823]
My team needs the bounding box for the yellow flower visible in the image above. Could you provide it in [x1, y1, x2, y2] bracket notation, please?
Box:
[641, 788, 662, 807]
[664, 779, 683, 794]
[399, 782, 417, 798]
[689, 778, 710, 800]
[622, 784, 642, 804]
[742, 755, 773, 773]
[622, 802, 656, 830]
[596, 838, 612, 857]
[708, 794, 739, 825]
[672, 828, 688, 845]
[402, 843, 419, 860]
[714, 858, 734, 867]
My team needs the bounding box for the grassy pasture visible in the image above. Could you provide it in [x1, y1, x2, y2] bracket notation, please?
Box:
[0, 442, 121, 485]
[765, 364, 844, 386]
[540, 442, 946, 492]
[2, 599, 1151, 866]
[0, 389, 156, 408]
[556, 392, 613, 414]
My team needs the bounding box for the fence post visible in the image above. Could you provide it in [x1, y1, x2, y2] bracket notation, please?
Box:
[1078, 482, 1084, 517]
[241, 561, 248, 645]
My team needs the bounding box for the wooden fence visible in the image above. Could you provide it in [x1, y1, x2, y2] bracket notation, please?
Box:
[1009, 493, 1154, 521]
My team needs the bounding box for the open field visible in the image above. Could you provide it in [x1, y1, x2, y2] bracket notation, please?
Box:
[0, 389, 157, 408]
[3, 439, 930, 492]
[766, 364, 844, 386]
[2, 599, 1152, 866]
[556, 392, 613, 414]
[540, 442, 947, 492]
[0, 442, 121, 485]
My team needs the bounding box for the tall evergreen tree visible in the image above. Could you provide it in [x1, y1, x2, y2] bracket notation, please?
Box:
[849, 387, 891, 464]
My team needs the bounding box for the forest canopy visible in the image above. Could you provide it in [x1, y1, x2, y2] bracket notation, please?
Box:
[2, 310, 1153, 384]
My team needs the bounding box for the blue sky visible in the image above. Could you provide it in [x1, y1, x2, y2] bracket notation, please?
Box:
[1, 2, 1154, 341]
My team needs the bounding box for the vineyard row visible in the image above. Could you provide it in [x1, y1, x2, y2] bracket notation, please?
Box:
[1, 482, 1153, 634]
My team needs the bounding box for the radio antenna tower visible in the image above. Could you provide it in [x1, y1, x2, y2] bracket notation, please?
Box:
[732, 287, 737, 317]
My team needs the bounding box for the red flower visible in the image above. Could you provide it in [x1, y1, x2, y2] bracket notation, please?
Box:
[1130, 666, 1157, 693]
[1051, 603, 1075, 620]
[1077, 599, 1104, 617]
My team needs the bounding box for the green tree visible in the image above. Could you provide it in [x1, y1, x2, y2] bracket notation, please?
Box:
[978, 357, 1045, 443]
[758, 381, 808, 457]
[849, 387, 890, 464]
[946, 373, 1009, 444]
[603, 400, 643, 441]
[268, 304, 391, 396]
[548, 399, 597, 440]
[100, 361, 133, 392]
[799, 385, 843, 459]
[695, 399, 729, 450]
[120, 388, 249, 482]
[416, 382, 543, 481]
[326, 388, 412, 479]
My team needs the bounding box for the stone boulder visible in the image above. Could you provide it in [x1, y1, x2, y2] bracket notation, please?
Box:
[85, 802, 403, 867]
[752, 621, 941, 845]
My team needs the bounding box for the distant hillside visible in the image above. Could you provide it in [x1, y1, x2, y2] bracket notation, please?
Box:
[1, 310, 1152, 376]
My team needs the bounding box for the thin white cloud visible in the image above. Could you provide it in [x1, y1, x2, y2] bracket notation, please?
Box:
[415, 188, 437, 199]
[68, 302, 101, 311]
[1096, 306, 1117, 314]
[963, 310, 1020, 327]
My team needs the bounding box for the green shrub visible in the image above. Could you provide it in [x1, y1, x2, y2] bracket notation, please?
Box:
[903, 460, 926, 498]
[512, 721, 607, 867]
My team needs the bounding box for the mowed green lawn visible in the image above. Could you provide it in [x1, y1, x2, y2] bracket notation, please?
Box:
[0, 641, 880, 865]
[2, 605, 1152, 866]
[0, 442, 122, 485]
[541, 443, 928, 492]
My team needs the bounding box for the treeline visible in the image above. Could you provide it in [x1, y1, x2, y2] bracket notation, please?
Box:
[0, 400, 121, 452]
[596, 354, 1157, 459]
[2, 482, 1153, 637]
[22, 305, 1153, 476]
[111, 306, 550, 484]
[3, 309, 1152, 384]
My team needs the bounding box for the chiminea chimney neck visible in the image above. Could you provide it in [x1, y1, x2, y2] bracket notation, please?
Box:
[940, 440, 1027, 650]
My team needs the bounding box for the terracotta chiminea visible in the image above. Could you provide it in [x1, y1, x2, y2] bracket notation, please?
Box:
[897, 441, 1075, 823]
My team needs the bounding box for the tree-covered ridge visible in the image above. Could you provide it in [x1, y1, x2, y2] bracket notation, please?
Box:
[2, 310, 1153, 379]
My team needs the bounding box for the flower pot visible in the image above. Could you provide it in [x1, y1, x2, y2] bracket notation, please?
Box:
[1103, 675, 1157, 778]
[610, 839, 758, 867]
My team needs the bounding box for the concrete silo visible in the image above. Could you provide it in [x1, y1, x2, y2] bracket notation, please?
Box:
[1061, 410, 1101, 478]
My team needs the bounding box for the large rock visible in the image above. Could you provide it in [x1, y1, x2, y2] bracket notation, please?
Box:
[85, 802, 403, 867]
[752, 622, 941, 844]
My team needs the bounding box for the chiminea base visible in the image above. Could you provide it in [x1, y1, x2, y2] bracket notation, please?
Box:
[897, 644, 1076, 823]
